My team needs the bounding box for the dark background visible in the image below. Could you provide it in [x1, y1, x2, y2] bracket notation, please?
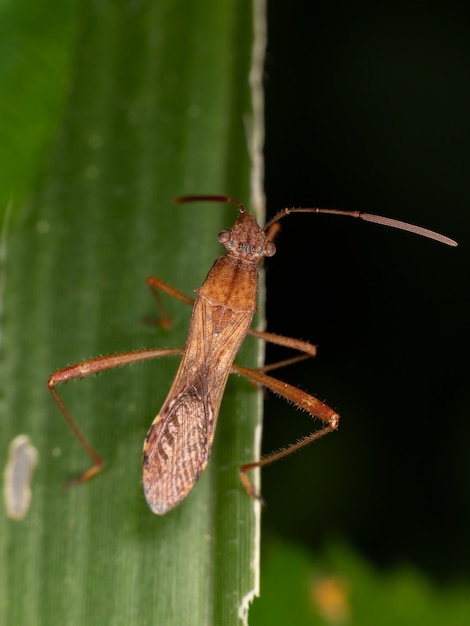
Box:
[261, 2, 469, 583]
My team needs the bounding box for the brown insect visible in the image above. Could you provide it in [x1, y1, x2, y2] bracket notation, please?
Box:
[48, 195, 456, 514]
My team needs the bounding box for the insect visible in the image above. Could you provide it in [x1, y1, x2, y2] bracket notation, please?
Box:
[48, 195, 457, 514]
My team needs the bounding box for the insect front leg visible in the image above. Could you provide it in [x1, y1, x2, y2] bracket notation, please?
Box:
[146, 275, 195, 329]
[48, 347, 183, 486]
[232, 364, 339, 504]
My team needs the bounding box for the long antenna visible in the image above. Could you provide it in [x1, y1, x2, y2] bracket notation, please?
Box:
[264, 207, 458, 247]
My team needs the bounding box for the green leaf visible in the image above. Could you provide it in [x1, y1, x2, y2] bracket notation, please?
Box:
[0, 1, 266, 624]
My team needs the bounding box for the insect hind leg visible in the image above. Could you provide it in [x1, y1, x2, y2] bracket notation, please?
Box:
[232, 363, 339, 504]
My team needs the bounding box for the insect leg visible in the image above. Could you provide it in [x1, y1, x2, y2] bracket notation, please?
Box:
[247, 328, 317, 359]
[146, 275, 194, 328]
[232, 364, 339, 503]
[48, 347, 183, 486]
[246, 327, 317, 377]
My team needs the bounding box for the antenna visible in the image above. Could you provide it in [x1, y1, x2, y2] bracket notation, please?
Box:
[264, 207, 457, 247]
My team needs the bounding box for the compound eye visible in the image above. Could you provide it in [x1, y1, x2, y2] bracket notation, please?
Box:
[265, 241, 276, 257]
[218, 229, 231, 244]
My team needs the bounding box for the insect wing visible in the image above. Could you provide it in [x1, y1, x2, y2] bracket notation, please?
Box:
[143, 382, 212, 514]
